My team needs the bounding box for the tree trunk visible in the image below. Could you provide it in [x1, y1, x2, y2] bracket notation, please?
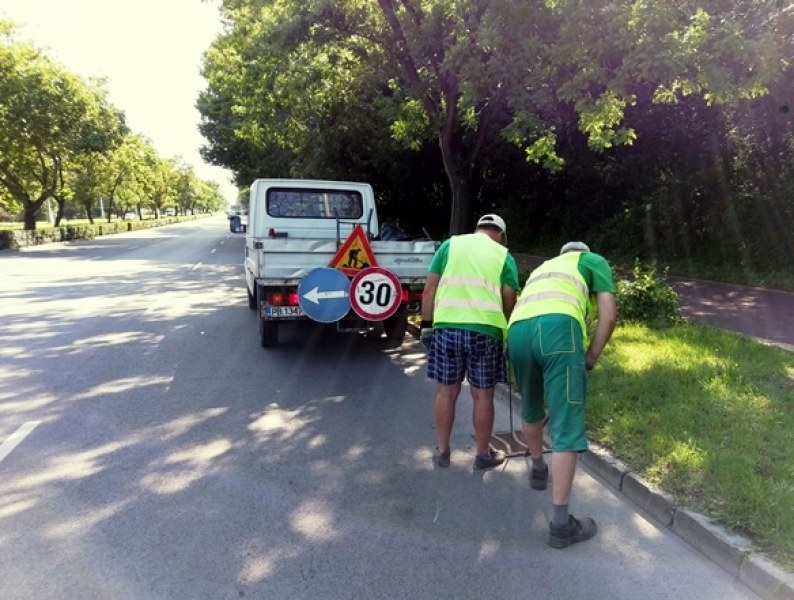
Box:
[23, 205, 38, 230]
[446, 172, 471, 235]
[54, 195, 65, 227]
[22, 195, 47, 230]
[438, 126, 472, 235]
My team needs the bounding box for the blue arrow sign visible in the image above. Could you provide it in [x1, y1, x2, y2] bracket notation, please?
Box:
[297, 267, 352, 323]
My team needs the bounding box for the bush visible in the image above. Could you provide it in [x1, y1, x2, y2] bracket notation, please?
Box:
[616, 260, 682, 327]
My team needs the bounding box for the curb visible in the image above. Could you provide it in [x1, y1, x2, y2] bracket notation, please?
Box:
[493, 382, 794, 600]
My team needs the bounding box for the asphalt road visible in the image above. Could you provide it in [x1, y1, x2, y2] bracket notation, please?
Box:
[0, 216, 768, 599]
[671, 277, 794, 351]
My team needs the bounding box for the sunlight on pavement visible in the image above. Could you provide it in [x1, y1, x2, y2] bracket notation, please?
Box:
[47, 499, 133, 539]
[73, 375, 172, 401]
[139, 439, 233, 495]
[147, 407, 229, 442]
[290, 500, 341, 542]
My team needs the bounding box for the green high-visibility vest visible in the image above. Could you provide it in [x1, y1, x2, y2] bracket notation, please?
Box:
[434, 233, 508, 332]
[509, 252, 589, 340]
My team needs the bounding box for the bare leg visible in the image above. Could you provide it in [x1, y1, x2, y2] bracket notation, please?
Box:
[434, 383, 461, 451]
[470, 386, 495, 455]
[521, 419, 545, 459]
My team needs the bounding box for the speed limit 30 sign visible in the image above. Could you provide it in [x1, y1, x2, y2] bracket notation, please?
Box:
[350, 267, 402, 321]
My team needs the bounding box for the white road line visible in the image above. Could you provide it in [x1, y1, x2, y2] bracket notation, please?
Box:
[192, 262, 203, 270]
[211, 248, 217, 254]
[0, 421, 41, 464]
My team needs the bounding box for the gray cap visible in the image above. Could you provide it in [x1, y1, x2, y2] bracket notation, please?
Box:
[560, 241, 590, 255]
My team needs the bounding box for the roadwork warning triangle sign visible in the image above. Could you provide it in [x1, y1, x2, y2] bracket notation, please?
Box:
[330, 224, 378, 276]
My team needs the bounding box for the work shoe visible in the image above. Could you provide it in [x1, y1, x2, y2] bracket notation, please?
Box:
[547, 515, 598, 549]
[473, 449, 505, 470]
[530, 463, 548, 490]
[435, 447, 451, 468]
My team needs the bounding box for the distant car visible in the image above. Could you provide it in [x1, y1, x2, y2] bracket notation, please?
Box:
[123, 212, 137, 220]
[164, 208, 175, 216]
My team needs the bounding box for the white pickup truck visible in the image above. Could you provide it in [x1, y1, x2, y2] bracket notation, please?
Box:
[237, 178, 438, 347]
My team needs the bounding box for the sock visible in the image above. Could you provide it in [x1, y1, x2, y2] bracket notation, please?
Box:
[552, 504, 569, 528]
[532, 456, 546, 471]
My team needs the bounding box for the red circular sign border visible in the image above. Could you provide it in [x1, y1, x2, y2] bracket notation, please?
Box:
[349, 267, 402, 321]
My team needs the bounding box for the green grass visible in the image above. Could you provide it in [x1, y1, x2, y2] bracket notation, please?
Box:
[589, 322, 794, 567]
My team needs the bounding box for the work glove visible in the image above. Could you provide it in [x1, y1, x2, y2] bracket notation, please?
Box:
[419, 328, 434, 349]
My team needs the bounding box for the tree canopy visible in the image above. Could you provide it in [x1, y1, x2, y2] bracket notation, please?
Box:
[0, 21, 228, 229]
[199, 0, 790, 236]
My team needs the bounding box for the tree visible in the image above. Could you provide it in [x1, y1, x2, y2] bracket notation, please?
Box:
[173, 159, 199, 216]
[0, 23, 125, 230]
[0, 23, 126, 229]
[66, 133, 148, 223]
[199, 1, 788, 234]
[195, 180, 225, 214]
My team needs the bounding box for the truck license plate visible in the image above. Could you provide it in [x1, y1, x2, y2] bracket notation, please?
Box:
[265, 305, 305, 318]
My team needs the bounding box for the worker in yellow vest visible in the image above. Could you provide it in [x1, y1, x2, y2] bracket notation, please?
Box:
[421, 214, 520, 470]
[507, 241, 617, 548]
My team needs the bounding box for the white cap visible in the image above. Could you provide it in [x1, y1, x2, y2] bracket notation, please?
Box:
[476, 214, 506, 234]
[560, 241, 590, 255]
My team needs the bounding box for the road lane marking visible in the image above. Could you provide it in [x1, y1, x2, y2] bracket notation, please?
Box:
[211, 248, 217, 254]
[192, 262, 203, 270]
[0, 421, 41, 464]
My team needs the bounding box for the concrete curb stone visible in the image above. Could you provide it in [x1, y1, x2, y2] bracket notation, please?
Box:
[672, 508, 754, 575]
[491, 380, 792, 600]
[741, 555, 794, 600]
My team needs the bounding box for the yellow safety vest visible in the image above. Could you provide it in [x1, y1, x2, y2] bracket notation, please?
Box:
[508, 252, 589, 339]
[434, 233, 508, 332]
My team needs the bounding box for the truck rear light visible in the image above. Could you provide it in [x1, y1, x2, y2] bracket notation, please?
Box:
[267, 290, 300, 306]
[400, 288, 410, 303]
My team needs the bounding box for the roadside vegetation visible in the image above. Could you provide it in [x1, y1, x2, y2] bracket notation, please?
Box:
[0, 21, 225, 230]
[199, 1, 793, 287]
[591, 268, 794, 569]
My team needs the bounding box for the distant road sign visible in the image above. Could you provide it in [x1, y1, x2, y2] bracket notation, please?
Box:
[298, 267, 351, 323]
[350, 267, 402, 321]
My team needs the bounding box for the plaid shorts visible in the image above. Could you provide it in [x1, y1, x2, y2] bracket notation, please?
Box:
[427, 328, 507, 389]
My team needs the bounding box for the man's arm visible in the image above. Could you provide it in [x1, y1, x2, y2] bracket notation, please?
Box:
[585, 291, 617, 369]
[421, 272, 440, 324]
[501, 284, 517, 321]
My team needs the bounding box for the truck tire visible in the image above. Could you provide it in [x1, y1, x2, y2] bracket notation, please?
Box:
[247, 285, 256, 310]
[260, 316, 278, 347]
[383, 305, 408, 342]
